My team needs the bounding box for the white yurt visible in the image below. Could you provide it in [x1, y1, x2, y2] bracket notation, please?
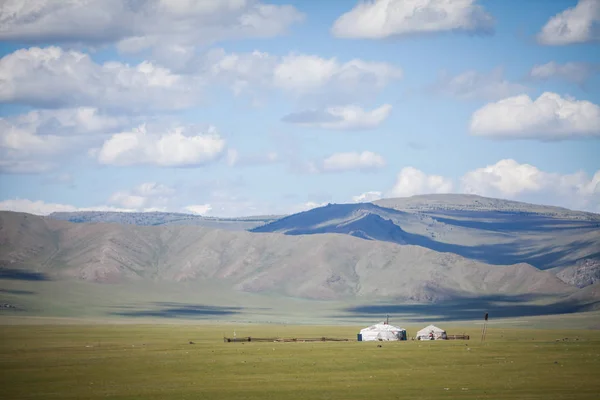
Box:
[416, 324, 447, 340]
[358, 322, 407, 341]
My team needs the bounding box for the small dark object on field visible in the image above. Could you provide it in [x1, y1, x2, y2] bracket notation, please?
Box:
[189, 341, 195, 345]
[377, 344, 382, 348]
[554, 361, 558, 364]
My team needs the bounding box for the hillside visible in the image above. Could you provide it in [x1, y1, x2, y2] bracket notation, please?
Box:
[551, 259, 600, 288]
[374, 194, 600, 220]
[0, 211, 574, 303]
[252, 195, 600, 272]
[48, 211, 282, 231]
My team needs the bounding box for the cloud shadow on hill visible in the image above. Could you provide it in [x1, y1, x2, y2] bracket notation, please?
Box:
[111, 303, 268, 319]
[339, 294, 590, 323]
[252, 203, 599, 269]
[0, 268, 50, 281]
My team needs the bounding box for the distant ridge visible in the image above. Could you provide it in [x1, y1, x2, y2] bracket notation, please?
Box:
[251, 195, 600, 271]
[374, 194, 600, 220]
[0, 211, 574, 302]
[49, 211, 284, 231]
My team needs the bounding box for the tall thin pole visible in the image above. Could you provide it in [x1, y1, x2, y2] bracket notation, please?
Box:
[481, 312, 489, 343]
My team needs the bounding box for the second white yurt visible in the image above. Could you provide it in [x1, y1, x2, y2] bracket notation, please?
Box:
[416, 324, 447, 340]
[358, 322, 407, 341]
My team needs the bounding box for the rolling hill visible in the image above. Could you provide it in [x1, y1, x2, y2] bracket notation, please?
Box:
[0, 211, 575, 303]
[49, 211, 282, 231]
[252, 195, 600, 272]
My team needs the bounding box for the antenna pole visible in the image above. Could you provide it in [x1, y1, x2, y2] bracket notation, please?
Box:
[386, 314, 389, 325]
[481, 312, 489, 343]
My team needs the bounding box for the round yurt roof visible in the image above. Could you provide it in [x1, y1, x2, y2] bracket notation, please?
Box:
[360, 322, 405, 333]
[416, 324, 445, 335]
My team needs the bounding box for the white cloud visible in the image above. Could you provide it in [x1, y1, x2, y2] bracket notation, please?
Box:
[529, 62, 598, 85]
[470, 92, 600, 140]
[321, 151, 386, 172]
[272, 55, 402, 96]
[537, 0, 600, 45]
[0, 47, 200, 111]
[434, 68, 528, 101]
[352, 191, 383, 203]
[0, 198, 133, 216]
[0, 46, 402, 110]
[383, 160, 600, 213]
[183, 204, 213, 216]
[96, 125, 226, 167]
[7, 107, 133, 136]
[462, 159, 544, 197]
[204, 49, 403, 104]
[461, 159, 600, 213]
[331, 0, 494, 39]
[108, 182, 175, 210]
[0, 107, 145, 173]
[388, 167, 453, 197]
[292, 201, 329, 213]
[0, 0, 304, 48]
[282, 104, 392, 130]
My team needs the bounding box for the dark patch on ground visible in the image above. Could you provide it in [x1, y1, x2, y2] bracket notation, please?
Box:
[339, 294, 590, 323]
[112, 303, 247, 319]
[430, 210, 599, 233]
[0, 288, 35, 295]
[0, 268, 50, 281]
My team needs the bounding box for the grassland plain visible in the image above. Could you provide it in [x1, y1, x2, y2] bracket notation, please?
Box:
[1, 323, 600, 400]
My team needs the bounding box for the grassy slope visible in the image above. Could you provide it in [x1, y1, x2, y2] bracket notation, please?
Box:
[1, 323, 599, 400]
[2, 278, 599, 329]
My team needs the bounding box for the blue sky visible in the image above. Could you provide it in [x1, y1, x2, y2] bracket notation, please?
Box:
[0, 0, 599, 216]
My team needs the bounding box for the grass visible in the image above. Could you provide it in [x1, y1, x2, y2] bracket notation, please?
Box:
[1, 323, 599, 399]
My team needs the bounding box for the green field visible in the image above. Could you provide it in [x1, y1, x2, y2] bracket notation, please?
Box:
[2, 322, 599, 399]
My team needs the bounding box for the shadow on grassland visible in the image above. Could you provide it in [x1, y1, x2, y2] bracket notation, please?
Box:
[0, 288, 36, 295]
[0, 268, 50, 281]
[339, 294, 592, 323]
[111, 302, 264, 319]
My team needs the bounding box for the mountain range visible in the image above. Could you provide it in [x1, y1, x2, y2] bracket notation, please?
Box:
[1, 194, 599, 318]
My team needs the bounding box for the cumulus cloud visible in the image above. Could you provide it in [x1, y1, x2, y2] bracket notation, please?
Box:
[204, 49, 403, 104]
[290, 201, 329, 213]
[382, 160, 599, 213]
[108, 182, 175, 211]
[96, 125, 226, 167]
[0, 0, 304, 48]
[272, 54, 402, 96]
[0, 198, 133, 216]
[388, 167, 453, 197]
[470, 92, 600, 140]
[0, 107, 128, 173]
[0, 107, 143, 173]
[6, 107, 133, 136]
[321, 151, 386, 172]
[433, 68, 528, 101]
[352, 191, 383, 203]
[537, 0, 600, 45]
[182, 204, 213, 216]
[0, 46, 402, 110]
[529, 62, 599, 85]
[331, 0, 494, 39]
[0, 47, 200, 111]
[461, 159, 600, 213]
[282, 104, 392, 130]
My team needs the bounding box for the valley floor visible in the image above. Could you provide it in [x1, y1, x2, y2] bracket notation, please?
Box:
[1, 322, 600, 399]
